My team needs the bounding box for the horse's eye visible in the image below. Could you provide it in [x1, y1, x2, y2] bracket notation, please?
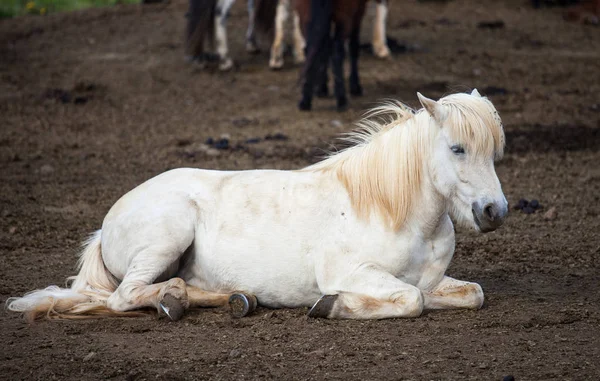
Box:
[451, 145, 465, 154]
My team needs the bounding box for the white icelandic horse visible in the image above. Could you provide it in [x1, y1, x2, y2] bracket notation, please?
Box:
[8, 90, 507, 322]
[186, 0, 391, 71]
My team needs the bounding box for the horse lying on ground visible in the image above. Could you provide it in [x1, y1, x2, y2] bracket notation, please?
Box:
[8, 90, 507, 322]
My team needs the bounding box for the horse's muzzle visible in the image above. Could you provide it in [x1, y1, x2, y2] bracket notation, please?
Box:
[472, 200, 508, 233]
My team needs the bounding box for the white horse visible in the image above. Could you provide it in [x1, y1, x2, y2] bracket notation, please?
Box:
[187, 0, 391, 71]
[8, 90, 507, 321]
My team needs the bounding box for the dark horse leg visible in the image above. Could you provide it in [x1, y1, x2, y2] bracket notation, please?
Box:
[299, 0, 333, 111]
[331, 24, 348, 112]
[315, 42, 330, 98]
[349, 25, 363, 97]
[185, 0, 216, 66]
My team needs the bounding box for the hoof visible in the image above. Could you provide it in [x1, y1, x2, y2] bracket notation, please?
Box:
[308, 294, 338, 318]
[298, 99, 312, 111]
[229, 293, 257, 318]
[159, 294, 185, 321]
[373, 45, 391, 59]
[269, 58, 284, 70]
[246, 41, 260, 54]
[219, 58, 234, 71]
[336, 98, 348, 112]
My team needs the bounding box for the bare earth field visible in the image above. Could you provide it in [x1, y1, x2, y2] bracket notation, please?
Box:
[1, 0, 599, 379]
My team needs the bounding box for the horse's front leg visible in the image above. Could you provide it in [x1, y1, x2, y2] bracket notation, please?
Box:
[423, 276, 484, 310]
[310, 264, 423, 319]
[269, 0, 289, 69]
[215, 0, 235, 70]
[372, 0, 391, 59]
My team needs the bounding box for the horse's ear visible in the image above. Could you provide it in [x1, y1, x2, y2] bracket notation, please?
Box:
[417, 92, 447, 125]
[471, 88, 482, 97]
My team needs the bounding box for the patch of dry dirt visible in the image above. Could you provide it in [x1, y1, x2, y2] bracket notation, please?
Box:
[1, 0, 599, 379]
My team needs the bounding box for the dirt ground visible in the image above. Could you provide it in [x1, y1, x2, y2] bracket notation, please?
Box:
[1, 0, 599, 379]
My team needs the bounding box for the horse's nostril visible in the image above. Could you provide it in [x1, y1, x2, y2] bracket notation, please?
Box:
[484, 204, 494, 220]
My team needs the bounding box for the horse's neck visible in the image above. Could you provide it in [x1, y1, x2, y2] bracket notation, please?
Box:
[326, 116, 448, 236]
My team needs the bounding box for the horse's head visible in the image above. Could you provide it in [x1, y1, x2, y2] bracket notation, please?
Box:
[419, 90, 507, 233]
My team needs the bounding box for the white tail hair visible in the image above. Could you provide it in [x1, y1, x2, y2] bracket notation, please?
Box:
[6, 230, 145, 321]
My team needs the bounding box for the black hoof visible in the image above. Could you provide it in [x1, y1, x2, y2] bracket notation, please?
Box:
[229, 293, 257, 318]
[159, 294, 185, 321]
[298, 99, 312, 111]
[308, 294, 338, 318]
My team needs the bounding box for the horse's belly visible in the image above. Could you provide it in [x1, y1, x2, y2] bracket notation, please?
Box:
[187, 238, 321, 308]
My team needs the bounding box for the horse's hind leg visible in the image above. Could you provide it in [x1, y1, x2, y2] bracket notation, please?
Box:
[269, 0, 289, 69]
[292, 10, 306, 64]
[106, 246, 191, 320]
[186, 285, 257, 318]
[372, 0, 391, 59]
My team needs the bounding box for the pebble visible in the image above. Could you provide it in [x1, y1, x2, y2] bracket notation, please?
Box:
[40, 164, 54, 175]
[228, 349, 242, 359]
[83, 352, 96, 362]
[543, 207, 557, 220]
[522, 206, 535, 214]
[330, 119, 343, 128]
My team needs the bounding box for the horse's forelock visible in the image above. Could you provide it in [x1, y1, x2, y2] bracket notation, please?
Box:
[440, 94, 505, 161]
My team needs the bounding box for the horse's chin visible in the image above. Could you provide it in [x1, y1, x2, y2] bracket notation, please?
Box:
[448, 202, 481, 232]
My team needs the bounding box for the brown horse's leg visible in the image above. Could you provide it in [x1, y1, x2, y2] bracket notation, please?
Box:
[331, 23, 347, 111]
[348, 25, 362, 97]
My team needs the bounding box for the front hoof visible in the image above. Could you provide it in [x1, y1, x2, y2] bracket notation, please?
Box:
[229, 293, 257, 318]
[308, 294, 338, 318]
[269, 57, 284, 70]
[246, 41, 260, 54]
[298, 99, 312, 111]
[159, 294, 185, 321]
[373, 45, 391, 59]
[219, 58, 234, 71]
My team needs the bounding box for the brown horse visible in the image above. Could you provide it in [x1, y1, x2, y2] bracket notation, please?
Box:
[295, 0, 369, 112]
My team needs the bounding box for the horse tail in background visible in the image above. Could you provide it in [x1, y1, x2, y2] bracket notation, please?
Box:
[185, 0, 218, 59]
[253, 0, 279, 35]
[6, 231, 143, 321]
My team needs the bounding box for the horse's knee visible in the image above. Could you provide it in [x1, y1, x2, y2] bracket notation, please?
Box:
[465, 283, 484, 309]
[393, 288, 424, 317]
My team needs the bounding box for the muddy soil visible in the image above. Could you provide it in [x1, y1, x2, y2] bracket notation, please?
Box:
[1, 0, 599, 379]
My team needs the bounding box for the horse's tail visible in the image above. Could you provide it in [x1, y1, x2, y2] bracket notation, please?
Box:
[253, 0, 279, 35]
[185, 0, 218, 58]
[6, 230, 144, 321]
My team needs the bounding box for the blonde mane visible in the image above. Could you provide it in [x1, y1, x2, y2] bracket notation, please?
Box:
[307, 93, 505, 231]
